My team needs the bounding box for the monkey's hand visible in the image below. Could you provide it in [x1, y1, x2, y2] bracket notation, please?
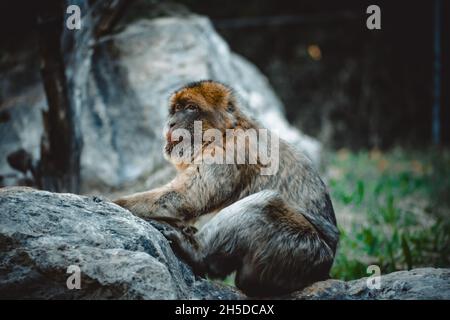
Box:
[158, 225, 205, 277]
[113, 197, 149, 216]
[159, 228, 193, 265]
[113, 198, 131, 210]
[113, 187, 191, 221]
[153, 218, 199, 251]
[113, 191, 163, 219]
[150, 216, 198, 236]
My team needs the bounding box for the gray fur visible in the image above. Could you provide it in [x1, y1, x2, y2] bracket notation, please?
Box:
[114, 81, 339, 297]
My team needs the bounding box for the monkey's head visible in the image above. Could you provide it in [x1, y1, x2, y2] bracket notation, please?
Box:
[164, 80, 247, 159]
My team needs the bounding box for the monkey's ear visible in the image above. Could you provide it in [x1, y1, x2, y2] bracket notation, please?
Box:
[227, 102, 235, 113]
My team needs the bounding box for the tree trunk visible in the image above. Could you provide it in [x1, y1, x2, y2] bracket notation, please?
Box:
[37, 0, 81, 193]
[36, 0, 129, 193]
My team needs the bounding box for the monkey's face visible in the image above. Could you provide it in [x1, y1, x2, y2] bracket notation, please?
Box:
[164, 81, 237, 159]
[164, 99, 202, 156]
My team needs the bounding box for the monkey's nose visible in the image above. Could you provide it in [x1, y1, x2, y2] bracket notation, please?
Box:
[166, 125, 175, 141]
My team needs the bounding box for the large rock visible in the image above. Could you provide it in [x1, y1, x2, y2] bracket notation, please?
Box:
[0, 187, 449, 300]
[0, 187, 242, 299]
[0, 9, 321, 193]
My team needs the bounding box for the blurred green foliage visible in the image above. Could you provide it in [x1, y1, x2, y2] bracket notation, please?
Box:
[327, 148, 450, 280]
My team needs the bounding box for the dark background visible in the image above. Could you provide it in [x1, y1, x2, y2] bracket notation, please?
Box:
[182, 0, 450, 149]
[1, 0, 449, 150]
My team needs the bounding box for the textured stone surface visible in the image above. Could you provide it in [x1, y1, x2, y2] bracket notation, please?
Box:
[0, 187, 242, 299]
[1, 187, 449, 300]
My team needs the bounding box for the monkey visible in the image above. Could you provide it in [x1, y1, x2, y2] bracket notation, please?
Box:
[114, 80, 339, 297]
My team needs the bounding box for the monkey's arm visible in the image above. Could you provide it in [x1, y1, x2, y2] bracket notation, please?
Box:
[113, 186, 169, 219]
[113, 164, 241, 221]
[113, 184, 195, 220]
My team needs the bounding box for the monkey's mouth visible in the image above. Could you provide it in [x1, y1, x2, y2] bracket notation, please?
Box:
[164, 138, 177, 155]
[164, 125, 195, 157]
[164, 133, 190, 157]
[164, 139, 195, 162]
[164, 127, 175, 154]
[164, 140, 176, 155]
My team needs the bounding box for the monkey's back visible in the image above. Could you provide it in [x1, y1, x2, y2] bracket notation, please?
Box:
[245, 138, 339, 252]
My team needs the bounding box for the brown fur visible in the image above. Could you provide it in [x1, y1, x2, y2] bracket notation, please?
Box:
[114, 80, 339, 297]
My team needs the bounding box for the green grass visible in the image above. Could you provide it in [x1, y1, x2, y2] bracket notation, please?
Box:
[326, 148, 450, 280]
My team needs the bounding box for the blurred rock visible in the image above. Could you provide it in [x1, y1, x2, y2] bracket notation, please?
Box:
[0, 9, 321, 193]
[0, 47, 47, 188]
[0, 187, 448, 300]
[290, 268, 450, 300]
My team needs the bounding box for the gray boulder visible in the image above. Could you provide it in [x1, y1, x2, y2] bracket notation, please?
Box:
[0, 187, 242, 299]
[0, 12, 321, 193]
[0, 187, 449, 300]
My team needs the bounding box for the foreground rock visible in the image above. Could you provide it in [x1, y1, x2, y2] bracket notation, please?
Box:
[1, 187, 449, 300]
[0, 187, 241, 299]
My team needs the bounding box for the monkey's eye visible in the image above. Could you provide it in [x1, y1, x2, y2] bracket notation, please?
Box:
[174, 104, 183, 112]
[185, 104, 198, 112]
